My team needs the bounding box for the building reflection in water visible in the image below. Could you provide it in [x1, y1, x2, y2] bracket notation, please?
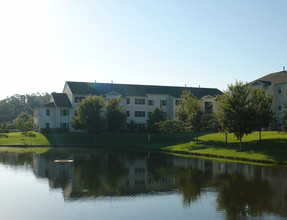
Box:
[0, 149, 286, 218]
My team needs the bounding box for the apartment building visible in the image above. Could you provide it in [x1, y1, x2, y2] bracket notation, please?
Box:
[34, 81, 222, 131]
[250, 70, 287, 130]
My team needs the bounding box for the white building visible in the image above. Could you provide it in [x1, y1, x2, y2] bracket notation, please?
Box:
[250, 70, 287, 130]
[34, 81, 222, 132]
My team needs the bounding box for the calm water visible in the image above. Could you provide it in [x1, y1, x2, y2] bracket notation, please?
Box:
[0, 148, 286, 220]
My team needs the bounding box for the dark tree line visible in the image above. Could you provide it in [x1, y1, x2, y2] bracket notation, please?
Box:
[0, 93, 50, 123]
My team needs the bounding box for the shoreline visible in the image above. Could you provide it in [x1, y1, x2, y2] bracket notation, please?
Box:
[1, 131, 287, 166]
[0, 144, 286, 166]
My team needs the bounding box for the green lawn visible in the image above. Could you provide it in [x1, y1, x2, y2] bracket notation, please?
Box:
[0, 132, 50, 146]
[160, 131, 287, 164]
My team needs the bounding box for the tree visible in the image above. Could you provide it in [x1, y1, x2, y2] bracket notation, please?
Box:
[147, 107, 166, 134]
[215, 81, 253, 151]
[105, 97, 126, 132]
[13, 112, 34, 140]
[72, 95, 105, 134]
[0, 93, 50, 123]
[157, 120, 180, 135]
[177, 90, 208, 141]
[249, 89, 273, 141]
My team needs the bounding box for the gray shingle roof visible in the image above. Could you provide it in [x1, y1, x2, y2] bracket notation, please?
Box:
[66, 81, 222, 99]
[51, 93, 73, 108]
[256, 71, 287, 84]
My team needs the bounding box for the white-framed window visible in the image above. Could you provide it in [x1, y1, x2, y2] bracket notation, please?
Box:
[45, 123, 50, 128]
[60, 122, 69, 129]
[135, 98, 145, 105]
[126, 98, 130, 104]
[135, 124, 145, 130]
[135, 111, 146, 117]
[46, 109, 50, 116]
[60, 109, 69, 116]
[163, 111, 167, 117]
[160, 100, 167, 106]
[126, 111, 130, 117]
[148, 100, 154, 106]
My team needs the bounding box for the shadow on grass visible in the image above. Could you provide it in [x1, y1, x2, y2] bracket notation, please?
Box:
[187, 138, 287, 163]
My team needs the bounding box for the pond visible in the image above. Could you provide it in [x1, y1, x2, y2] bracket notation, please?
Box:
[0, 148, 286, 220]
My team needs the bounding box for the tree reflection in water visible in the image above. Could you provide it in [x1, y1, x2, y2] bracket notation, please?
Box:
[217, 173, 273, 219]
[0, 150, 286, 219]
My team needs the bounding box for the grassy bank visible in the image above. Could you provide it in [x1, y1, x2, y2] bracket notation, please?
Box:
[1, 131, 287, 164]
[159, 131, 287, 164]
[0, 132, 50, 146]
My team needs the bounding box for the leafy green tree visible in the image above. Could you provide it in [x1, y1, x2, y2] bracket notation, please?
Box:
[106, 97, 126, 132]
[249, 89, 273, 141]
[215, 82, 253, 151]
[0, 93, 50, 123]
[157, 120, 180, 134]
[72, 95, 105, 134]
[147, 107, 166, 134]
[14, 112, 34, 139]
[177, 90, 208, 141]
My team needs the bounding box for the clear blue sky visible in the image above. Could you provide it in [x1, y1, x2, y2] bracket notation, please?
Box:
[1, 0, 286, 100]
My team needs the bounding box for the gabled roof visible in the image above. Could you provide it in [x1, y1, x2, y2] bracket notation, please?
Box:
[255, 71, 287, 84]
[51, 93, 73, 108]
[66, 81, 222, 99]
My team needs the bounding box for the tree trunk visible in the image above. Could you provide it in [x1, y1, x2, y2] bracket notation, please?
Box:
[239, 137, 242, 152]
[259, 130, 262, 142]
[225, 132, 228, 145]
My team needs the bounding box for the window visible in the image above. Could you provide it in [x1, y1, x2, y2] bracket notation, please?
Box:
[75, 96, 85, 103]
[74, 110, 78, 116]
[46, 109, 50, 116]
[278, 85, 282, 94]
[126, 98, 130, 104]
[135, 124, 145, 130]
[160, 100, 167, 106]
[163, 111, 167, 117]
[45, 123, 50, 129]
[148, 100, 154, 106]
[278, 102, 282, 111]
[60, 122, 69, 129]
[126, 111, 130, 117]
[135, 167, 145, 173]
[135, 98, 145, 105]
[148, 112, 152, 118]
[135, 111, 146, 117]
[175, 100, 182, 106]
[60, 109, 69, 116]
[204, 102, 213, 114]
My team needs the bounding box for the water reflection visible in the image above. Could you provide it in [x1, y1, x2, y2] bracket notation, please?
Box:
[1, 149, 287, 219]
